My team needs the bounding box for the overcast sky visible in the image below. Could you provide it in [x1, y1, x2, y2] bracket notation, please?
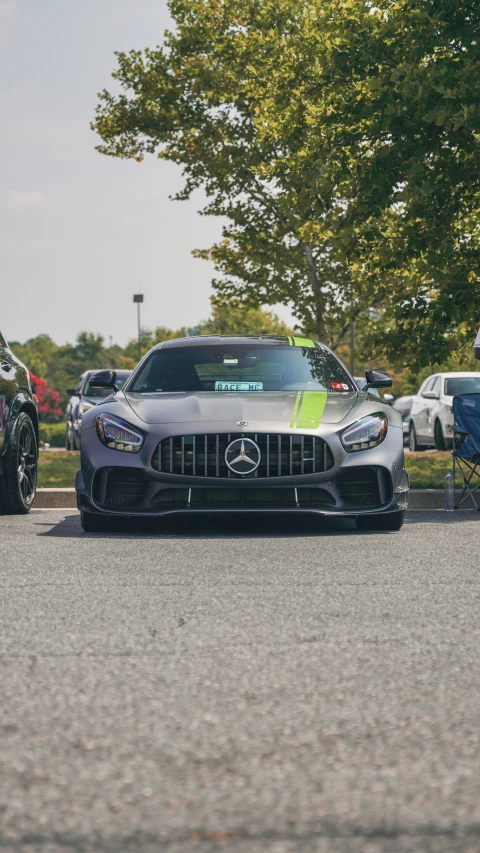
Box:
[1, 0, 292, 346]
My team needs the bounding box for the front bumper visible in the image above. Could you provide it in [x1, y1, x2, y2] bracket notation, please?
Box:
[76, 422, 408, 518]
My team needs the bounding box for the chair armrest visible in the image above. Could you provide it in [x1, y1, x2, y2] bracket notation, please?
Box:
[453, 426, 469, 434]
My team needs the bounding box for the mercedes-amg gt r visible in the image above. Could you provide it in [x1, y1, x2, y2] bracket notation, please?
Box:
[75, 336, 409, 532]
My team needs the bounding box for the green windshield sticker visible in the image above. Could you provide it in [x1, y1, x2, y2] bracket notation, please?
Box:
[290, 391, 327, 429]
[292, 336, 316, 348]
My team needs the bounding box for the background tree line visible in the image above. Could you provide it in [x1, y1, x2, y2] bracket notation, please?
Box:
[10, 303, 293, 419]
[11, 298, 478, 424]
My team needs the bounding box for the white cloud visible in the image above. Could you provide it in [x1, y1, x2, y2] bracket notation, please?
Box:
[8, 190, 45, 210]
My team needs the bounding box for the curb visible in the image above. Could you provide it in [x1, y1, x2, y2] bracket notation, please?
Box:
[407, 489, 471, 509]
[34, 488, 77, 509]
[33, 488, 474, 511]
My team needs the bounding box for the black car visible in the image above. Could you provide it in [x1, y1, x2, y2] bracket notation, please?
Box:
[65, 370, 132, 450]
[0, 331, 39, 513]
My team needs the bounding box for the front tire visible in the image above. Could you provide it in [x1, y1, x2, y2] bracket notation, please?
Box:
[0, 412, 38, 514]
[356, 511, 405, 532]
[434, 419, 446, 451]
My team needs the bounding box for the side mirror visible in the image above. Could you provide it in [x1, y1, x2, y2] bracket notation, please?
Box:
[383, 393, 394, 403]
[365, 368, 392, 389]
[66, 388, 77, 396]
[422, 390, 439, 400]
[88, 369, 118, 392]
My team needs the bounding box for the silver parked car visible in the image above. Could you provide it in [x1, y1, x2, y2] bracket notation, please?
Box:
[76, 335, 408, 533]
[393, 396, 413, 444]
[408, 372, 480, 451]
[65, 369, 132, 450]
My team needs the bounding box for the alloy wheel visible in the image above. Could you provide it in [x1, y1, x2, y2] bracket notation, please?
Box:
[17, 420, 37, 505]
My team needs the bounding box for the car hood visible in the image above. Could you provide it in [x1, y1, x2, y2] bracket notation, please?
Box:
[123, 391, 359, 426]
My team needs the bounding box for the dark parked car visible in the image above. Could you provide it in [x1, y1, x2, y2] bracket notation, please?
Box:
[65, 370, 131, 450]
[0, 331, 39, 513]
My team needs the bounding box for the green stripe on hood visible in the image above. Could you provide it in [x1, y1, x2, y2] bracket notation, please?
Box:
[295, 392, 327, 429]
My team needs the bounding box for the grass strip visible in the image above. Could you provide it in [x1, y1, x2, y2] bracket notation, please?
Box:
[38, 451, 80, 488]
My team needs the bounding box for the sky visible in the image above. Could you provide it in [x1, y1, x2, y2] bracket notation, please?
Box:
[0, 0, 294, 346]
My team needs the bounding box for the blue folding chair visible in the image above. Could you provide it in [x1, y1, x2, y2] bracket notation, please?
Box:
[452, 392, 480, 509]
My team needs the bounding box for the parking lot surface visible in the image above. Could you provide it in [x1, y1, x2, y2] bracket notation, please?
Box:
[2, 510, 480, 853]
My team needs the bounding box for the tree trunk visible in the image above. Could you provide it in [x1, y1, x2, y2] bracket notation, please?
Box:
[303, 243, 328, 341]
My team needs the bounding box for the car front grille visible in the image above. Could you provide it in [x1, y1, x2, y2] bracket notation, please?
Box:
[151, 433, 334, 479]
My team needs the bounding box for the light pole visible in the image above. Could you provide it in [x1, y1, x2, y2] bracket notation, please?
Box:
[133, 294, 144, 362]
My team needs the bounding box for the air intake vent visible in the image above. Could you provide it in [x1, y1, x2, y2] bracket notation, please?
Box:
[337, 467, 388, 507]
[93, 469, 149, 509]
[151, 433, 334, 478]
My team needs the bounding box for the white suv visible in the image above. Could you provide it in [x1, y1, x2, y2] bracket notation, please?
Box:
[409, 372, 480, 451]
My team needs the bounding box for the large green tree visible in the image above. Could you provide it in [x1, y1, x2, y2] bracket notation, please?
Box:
[93, 0, 379, 348]
[222, 0, 480, 366]
[93, 0, 480, 368]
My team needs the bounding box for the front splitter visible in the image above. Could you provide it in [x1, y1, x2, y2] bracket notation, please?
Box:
[77, 492, 405, 520]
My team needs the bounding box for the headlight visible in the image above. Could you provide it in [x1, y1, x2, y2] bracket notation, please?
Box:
[340, 412, 388, 452]
[96, 413, 145, 453]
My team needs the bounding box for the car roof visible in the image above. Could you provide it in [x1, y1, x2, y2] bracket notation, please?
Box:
[154, 335, 323, 350]
[82, 368, 132, 377]
[426, 371, 480, 379]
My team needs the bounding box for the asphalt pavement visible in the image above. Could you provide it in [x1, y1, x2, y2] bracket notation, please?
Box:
[2, 509, 480, 853]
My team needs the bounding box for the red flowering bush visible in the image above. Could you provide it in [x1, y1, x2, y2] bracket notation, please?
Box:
[29, 372, 62, 420]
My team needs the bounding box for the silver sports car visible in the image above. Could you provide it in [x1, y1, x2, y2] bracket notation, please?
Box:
[76, 335, 409, 532]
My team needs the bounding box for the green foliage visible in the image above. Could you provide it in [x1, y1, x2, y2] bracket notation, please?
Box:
[37, 451, 80, 488]
[11, 332, 132, 417]
[92, 0, 380, 346]
[39, 423, 66, 448]
[200, 303, 293, 337]
[93, 0, 480, 368]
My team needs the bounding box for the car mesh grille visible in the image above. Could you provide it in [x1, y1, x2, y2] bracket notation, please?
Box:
[93, 469, 149, 508]
[337, 468, 381, 507]
[151, 433, 334, 478]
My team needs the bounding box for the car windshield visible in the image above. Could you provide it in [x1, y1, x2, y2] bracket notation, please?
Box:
[84, 372, 130, 398]
[444, 376, 480, 396]
[130, 345, 353, 393]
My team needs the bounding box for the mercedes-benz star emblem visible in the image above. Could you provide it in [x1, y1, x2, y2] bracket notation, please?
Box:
[237, 421, 248, 427]
[225, 438, 261, 475]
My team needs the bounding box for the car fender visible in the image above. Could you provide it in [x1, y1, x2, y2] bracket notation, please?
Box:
[2, 391, 38, 456]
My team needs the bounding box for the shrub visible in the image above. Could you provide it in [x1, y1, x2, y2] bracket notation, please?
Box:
[39, 422, 65, 448]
